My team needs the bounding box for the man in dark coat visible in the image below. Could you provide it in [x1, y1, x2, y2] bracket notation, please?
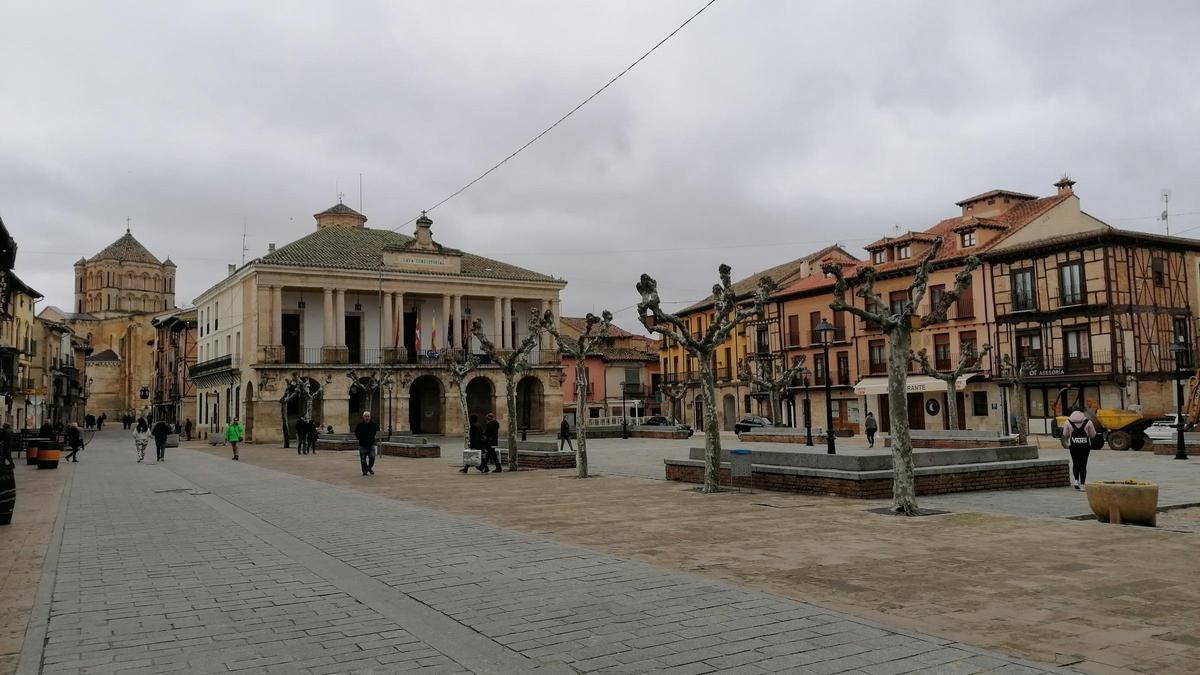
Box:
[461, 414, 487, 474]
[295, 417, 309, 455]
[184, 419, 193, 441]
[482, 412, 502, 473]
[354, 412, 378, 476]
[151, 419, 171, 462]
[64, 424, 84, 462]
[307, 420, 319, 453]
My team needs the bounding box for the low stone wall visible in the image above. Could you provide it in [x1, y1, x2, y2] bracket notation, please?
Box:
[884, 432, 1019, 449]
[664, 460, 1069, 498]
[737, 432, 826, 444]
[379, 442, 441, 458]
[314, 438, 359, 452]
[1152, 444, 1200, 456]
[515, 450, 576, 469]
[498, 440, 559, 452]
[632, 428, 691, 440]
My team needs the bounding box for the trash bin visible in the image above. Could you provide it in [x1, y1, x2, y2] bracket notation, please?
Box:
[730, 449, 753, 482]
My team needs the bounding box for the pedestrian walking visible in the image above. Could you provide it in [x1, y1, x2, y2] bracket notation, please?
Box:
[355, 412, 378, 476]
[151, 419, 171, 462]
[559, 417, 574, 452]
[184, 418, 193, 441]
[133, 420, 150, 462]
[1062, 409, 1096, 490]
[461, 414, 486, 473]
[225, 417, 245, 460]
[97, 413, 106, 430]
[295, 417, 309, 455]
[64, 424, 84, 462]
[84, 414, 95, 430]
[864, 412, 878, 448]
[307, 420, 319, 453]
[483, 412, 502, 473]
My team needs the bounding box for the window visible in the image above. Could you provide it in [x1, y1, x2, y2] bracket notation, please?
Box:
[897, 244, 911, 260]
[934, 334, 951, 371]
[214, 301, 219, 330]
[814, 353, 827, 384]
[956, 278, 974, 318]
[1174, 316, 1190, 349]
[1152, 257, 1166, 287]
[929, 284, 946, 313]
[973, 390, 989, 416]
[755, 326, 769, 353]
[1012, 269, 1035, 311]
[1063, 327, 1091, 373]
[889, 290, 908, 316]
[1016, 331, 1043, 365]
[624, 367, 640, 385]
[960, 231, 976, 248]
[787, 314, 800, 346]
[868, 339, 886, 374]
[1059, 262, 1083, 305]
[836, 352, 849, 384]
[959, 330, 977, 357]
[809, 311, 821, 345]
[872, 250, 885, 264]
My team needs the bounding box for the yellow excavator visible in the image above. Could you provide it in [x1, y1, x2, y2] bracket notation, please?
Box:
[1051, 386, 1161, 451]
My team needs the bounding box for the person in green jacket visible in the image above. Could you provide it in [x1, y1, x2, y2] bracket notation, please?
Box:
[225, 417, 245, 461]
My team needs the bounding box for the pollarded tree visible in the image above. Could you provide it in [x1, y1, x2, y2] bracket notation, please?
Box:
[659, 380, 689, 425]
[737, 355, 808, 428]
[471, 307, 546, 471]
[1000, 353, 1040, 445]
[637, 264, 775, 493]
[823, 237, 979, 515]
[444, 350, 480, 454]
[279, 376, 300, 448]
[911, 343, 992, 431]
[541, 309, 613, 478]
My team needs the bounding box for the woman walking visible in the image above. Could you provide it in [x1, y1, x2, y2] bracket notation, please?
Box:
[133, 420, 150, 463]
[1062, 409, 1097, 490]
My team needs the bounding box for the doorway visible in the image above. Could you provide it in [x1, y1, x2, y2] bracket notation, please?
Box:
[345, 315, 362, 364]
[907, 393, 925, 430]
[403, 311, 418, 363]
[282, 313, 301, 363]
[879, 394, 890, 433]
[722, 394, 736, 430]
[516, 376, 545, 431]
[466, 377, 494, 420]
[408, 375, 443, 434]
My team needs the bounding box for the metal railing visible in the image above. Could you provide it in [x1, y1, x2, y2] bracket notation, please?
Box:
[190, 354, 240, 378]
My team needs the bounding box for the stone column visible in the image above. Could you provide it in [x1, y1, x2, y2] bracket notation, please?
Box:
[381, 291, 394, 356]
[335, 290, 346, 346]
[322, 288, 334, 346]
[502, 297, 512, 349]
[271, 286, 282, 345]
[451, 295, 463, 349]
[395, 293, 405, 358]
[492, 297, 502, 349]
[441, 294, 451, 351]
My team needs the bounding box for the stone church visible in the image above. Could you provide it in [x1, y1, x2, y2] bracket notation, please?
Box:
[40, 227, 177, 418]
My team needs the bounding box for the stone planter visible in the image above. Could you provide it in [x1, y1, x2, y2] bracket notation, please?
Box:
[1087, 481, 1159, 526]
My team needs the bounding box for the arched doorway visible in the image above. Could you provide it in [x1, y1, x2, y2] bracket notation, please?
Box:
[516, 376, 545, 431]
[465, 376, 494, 421]
[722, 394, 736, 430]
[244, 382, 255, 440]
[285, 377, 324, 434]
[409, 375, 443, 434]
[348, 376, 383, 424]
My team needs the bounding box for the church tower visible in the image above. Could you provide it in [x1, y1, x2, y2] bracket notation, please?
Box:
[74, 225, 176, 318]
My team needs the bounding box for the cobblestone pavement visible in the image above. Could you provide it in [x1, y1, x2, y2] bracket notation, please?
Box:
[18, 430, 1066, 674]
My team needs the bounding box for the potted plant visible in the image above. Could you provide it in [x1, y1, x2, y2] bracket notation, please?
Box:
[1087, 478, 1159, 526]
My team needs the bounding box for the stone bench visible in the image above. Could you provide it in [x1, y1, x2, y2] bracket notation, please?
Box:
[1151, 433, 1200, 455]
[379, 441, 441, 458]
[664, 445, 1067, 498]
[314, 437, 359, 452]
[737, 427, 828, 444]
[630, 426, 692, 440]
[883, 430, 1019, 449]
[496, 441, 577, 469]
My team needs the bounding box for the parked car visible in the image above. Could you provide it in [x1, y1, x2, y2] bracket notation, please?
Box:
[733, 416, 773, 435]
[1145, 414, 1181, 442]
[642, 415, 694, 436]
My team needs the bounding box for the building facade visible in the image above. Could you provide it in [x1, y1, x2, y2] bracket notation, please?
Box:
[0, 272, 42, 429]
[149, 309, 197, 424]
[654, 178, 1200, 436]
[191, 203, 567, 442]
[559, 318, 659, 425]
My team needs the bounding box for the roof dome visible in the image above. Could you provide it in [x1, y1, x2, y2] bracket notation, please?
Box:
[89, 230, 162, 265]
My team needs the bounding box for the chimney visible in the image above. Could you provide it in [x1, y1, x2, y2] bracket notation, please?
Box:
[268, 243, 276, 252]
[798, 260, 811, 278]
[1054, 174, 1076, 196]
[227, 264, 236, 276]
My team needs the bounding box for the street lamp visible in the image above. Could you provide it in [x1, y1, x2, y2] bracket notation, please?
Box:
[1169, 338, 1190, 461]
[800, 367, 813, 446]
[621, 382, 630, 439]
[814, 317, 837, 454]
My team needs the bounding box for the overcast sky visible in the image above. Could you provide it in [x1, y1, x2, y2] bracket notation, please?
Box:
[2, 1, 1198, 331]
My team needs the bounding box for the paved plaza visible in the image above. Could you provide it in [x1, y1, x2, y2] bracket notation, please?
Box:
[6, 430, 1070, 675]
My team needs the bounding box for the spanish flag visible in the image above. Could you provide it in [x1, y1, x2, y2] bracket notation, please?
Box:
[431, 312, 439, 351]
[414, 314, 422, 354]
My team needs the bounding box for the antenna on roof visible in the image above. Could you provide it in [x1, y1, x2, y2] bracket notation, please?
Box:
[1161, 189, 1171, 235]
[241, 218, 249, 266]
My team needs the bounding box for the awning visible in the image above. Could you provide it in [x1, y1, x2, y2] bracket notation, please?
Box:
[853, 372, 980, 396]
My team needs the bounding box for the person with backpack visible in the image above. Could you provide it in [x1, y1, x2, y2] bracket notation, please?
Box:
[1062, 409, 1096, 490]
[864, 412, 879, 448]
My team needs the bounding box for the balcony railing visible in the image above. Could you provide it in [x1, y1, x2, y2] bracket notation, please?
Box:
[261, 346, 559, 367]
[190, 354, 240, 379]
[1010, 351, 1114, 376]
[663, 371, 696, 384]
[716, 364, 733, 381]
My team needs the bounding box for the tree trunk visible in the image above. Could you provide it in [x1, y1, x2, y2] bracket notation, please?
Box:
[280, 400, 290, 448]
[457, 384, 470, 451]
[944, 385, 959, 431]
[1014, 382, 1028, 445]
[505, 376, 519, 471]
[887, 326, 919, 514]
[575, 361, 589, 478]
[768, 389, 781, 426]
[697, 355, 721, 493]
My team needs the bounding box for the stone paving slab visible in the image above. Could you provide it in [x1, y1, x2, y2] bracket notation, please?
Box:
[18, 431, 1068, 674]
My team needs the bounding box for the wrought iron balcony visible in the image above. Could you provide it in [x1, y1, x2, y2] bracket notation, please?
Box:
[190, 354, 240, 379]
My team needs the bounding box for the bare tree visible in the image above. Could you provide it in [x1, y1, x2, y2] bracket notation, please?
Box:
[911, 343, 992, 431]
[823, 238, 979, 515]
[541, 309, 613, 478]
[738, 355, 808, 428]
[637, 264, 775, 493]
[471, 307, 546, 471]
[444, 350, 480, 453]
[1000, 354, 1039, 444]
[659, 380, 689, 425]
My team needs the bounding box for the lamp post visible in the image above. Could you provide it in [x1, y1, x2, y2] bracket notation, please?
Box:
[621, 382, 630, 439]
[801, 368, 813, 446]
[1169, 339, 1189, 461]
[814, 317, 837, 454]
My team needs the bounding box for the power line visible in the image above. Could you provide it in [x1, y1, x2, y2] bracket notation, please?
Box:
[390, 0, 720, 232]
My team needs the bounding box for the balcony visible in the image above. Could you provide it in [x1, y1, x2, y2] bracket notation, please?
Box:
[716, 364, 733, 381]
[663, 371, 696, 385]
[1014, 351, 1114, 377]
[190, 354, 240, 379]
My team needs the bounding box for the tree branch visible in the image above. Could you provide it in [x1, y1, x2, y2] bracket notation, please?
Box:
[636, 273, 694, 349]
[921, 255, 981, 327]
[822, 261, 895, 329]
[907, 236, 945, 312]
